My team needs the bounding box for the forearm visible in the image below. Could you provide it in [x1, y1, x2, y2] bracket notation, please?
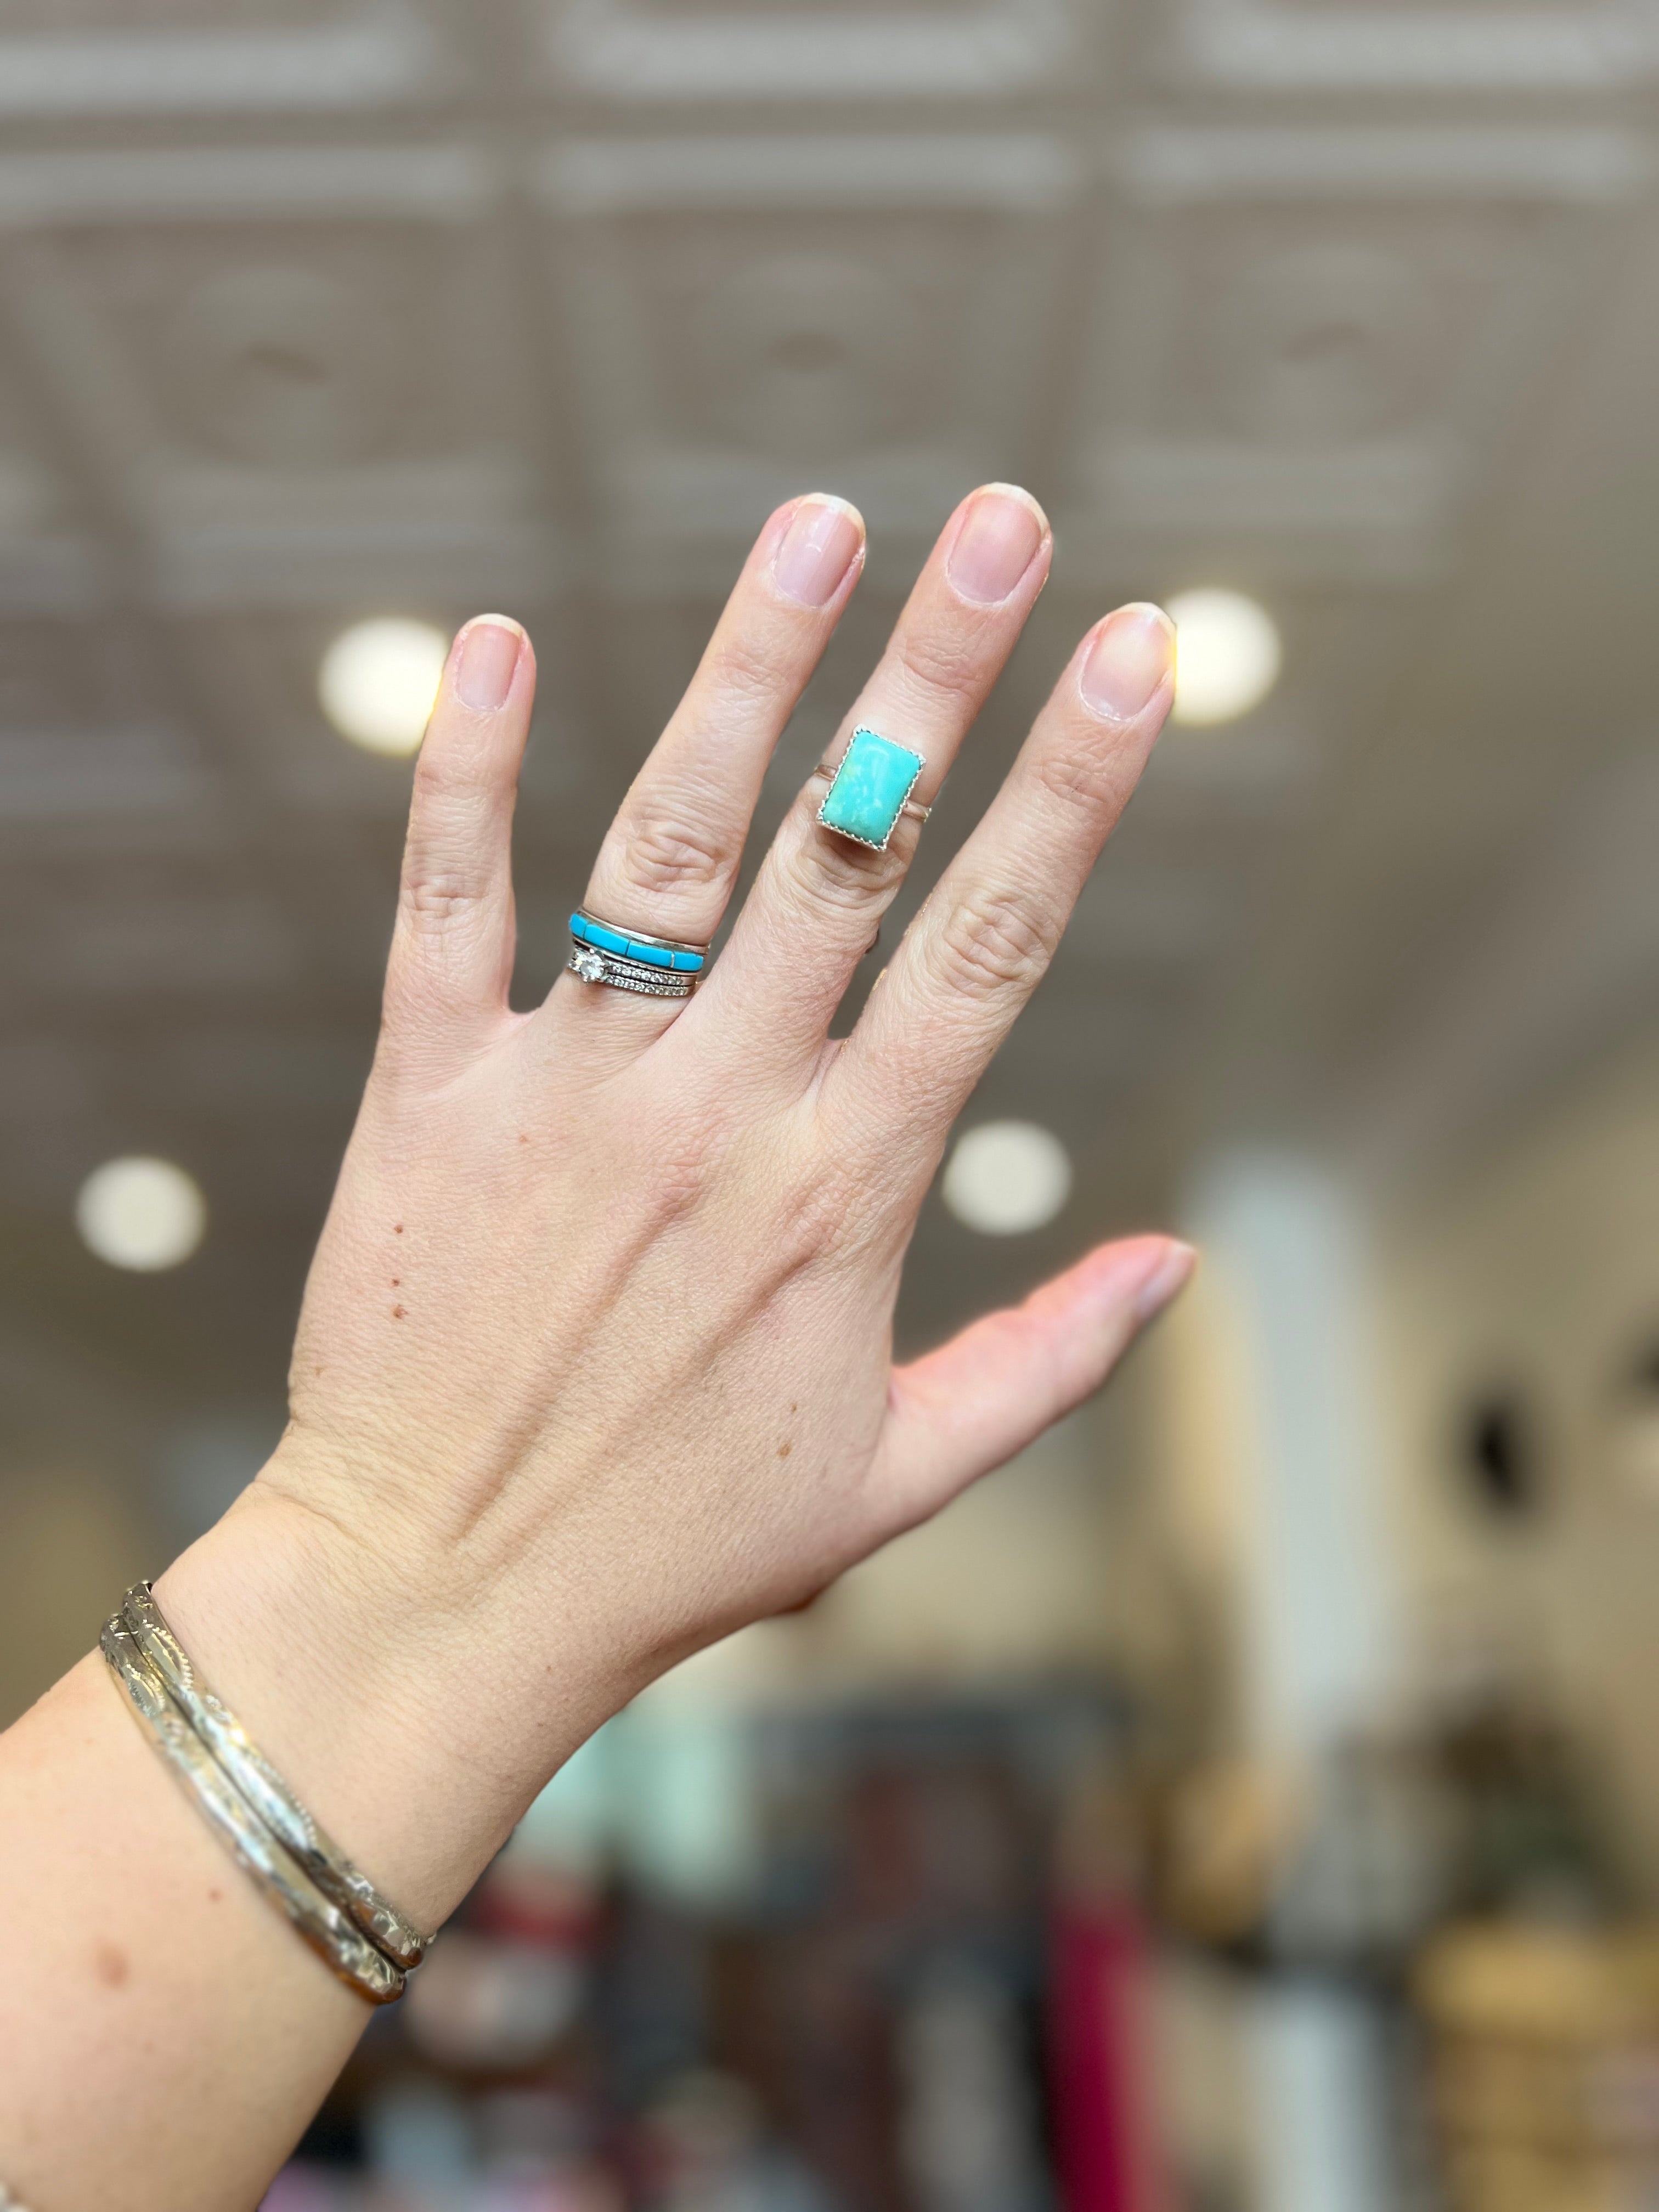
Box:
[0, 1471, 613, 2212]
[0, 1649, 363, 2212]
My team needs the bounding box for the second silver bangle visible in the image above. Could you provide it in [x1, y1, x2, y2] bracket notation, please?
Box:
[101, 1618, 407, 2005]
[119, 1582, 429, 1974]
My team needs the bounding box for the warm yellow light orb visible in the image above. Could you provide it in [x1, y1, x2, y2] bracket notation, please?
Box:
[318, 618, 449, 755]
[1167, 589, 1282, 726]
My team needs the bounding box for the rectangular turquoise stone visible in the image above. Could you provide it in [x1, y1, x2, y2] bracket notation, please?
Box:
[817, 727, 924, 851]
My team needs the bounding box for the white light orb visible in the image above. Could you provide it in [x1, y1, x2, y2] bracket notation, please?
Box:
[942, 1121, 1073, 1237]
[1167, 589, 1282, 726]
[76, 1156, 207, 1272]
[318, 617, 449, 755]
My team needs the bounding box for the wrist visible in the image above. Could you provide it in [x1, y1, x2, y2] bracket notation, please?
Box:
[150, 1442, 614, 1931]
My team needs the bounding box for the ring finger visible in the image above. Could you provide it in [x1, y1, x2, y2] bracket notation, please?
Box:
[554, 492, 866, 1047]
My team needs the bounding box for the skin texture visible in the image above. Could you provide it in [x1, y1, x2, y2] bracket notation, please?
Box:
[0, 486, 1189, 2212]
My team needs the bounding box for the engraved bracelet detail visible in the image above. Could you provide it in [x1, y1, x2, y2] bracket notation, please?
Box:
[100, 1585, 426, 2005]
[120, 1581, 428, 1973]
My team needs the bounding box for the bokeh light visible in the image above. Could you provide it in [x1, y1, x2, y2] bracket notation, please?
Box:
[942, 1121, 1073, 1235]
[1167, 588, 1282, 726]
[76, 1156, 207, 1272]
[318, 618, 449, 756]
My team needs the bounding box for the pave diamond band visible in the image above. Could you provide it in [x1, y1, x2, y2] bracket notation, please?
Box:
[567, 908, 706, 999]
[567, 943, 697, 997]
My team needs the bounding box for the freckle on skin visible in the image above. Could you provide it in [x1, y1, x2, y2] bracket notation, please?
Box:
[93, 1941, 128, 1988]
[391, 1278, 400, 1287]
[392, 1305, 405, 1319]
[394, 1224, 404, 1235]
[208, 1888, 223, 1904]
[778, 1442, 792, 1459]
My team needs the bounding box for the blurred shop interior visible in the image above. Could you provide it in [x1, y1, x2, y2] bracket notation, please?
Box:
[10, 3, 1659, 2209]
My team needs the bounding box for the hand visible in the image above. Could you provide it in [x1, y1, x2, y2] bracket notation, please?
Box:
[156, 484, 1189, 1928]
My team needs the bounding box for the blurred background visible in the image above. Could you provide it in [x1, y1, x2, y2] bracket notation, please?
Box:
[7, 2, 1659, 2207]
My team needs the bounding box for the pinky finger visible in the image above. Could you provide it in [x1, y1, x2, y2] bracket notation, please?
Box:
[873, 1235, 1195, 1531]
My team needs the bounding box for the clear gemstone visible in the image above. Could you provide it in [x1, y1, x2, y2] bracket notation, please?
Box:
[573, 946, 605, 983]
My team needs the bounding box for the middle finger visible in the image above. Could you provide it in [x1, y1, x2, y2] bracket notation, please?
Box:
[701, 483, 1052, 1074]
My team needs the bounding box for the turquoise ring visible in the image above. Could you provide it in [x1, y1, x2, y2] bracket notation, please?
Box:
[812, 727, 931, 854]
[568, 910, 708, 999]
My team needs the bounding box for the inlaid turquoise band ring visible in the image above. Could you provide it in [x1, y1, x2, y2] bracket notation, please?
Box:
[568, 910, 708, 999]
[812, 727, 932, 854]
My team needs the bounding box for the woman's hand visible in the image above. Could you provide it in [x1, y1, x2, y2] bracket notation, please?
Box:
[156, 484, 1188, 1930]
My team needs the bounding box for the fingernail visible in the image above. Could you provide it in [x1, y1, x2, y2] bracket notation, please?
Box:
[454, 617, 523, 712]
[773, 496, 864, 608]
[946, 485, 1046, 607]
[1135, 1239, 1197, 1322]
[1081, 603, 1173, 721]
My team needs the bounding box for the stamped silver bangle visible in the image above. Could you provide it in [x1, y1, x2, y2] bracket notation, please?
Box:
[120, 1582, 429, 1973]
[100, 1607, 410, 2005]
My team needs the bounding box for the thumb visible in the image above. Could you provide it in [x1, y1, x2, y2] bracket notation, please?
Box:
[874, 1234, 1195, 1529]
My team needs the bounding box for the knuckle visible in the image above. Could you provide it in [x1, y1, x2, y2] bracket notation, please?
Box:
[702, 629, 781, 708]
[932, 888, 1056, 1001]
[413, 736, 487, 805]
[770, 1160, 874, 1279]
[816, 1123, 907, 1244]
[1031, 740, 1124, 817]
[895, 622, 983, 707]
[644, 1126, 719, 1228]
[772, 1178, 845, 1272]
[614, 808, 733, 901]
[400, 867, 481, 935]
[786, 806, 905, 916]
